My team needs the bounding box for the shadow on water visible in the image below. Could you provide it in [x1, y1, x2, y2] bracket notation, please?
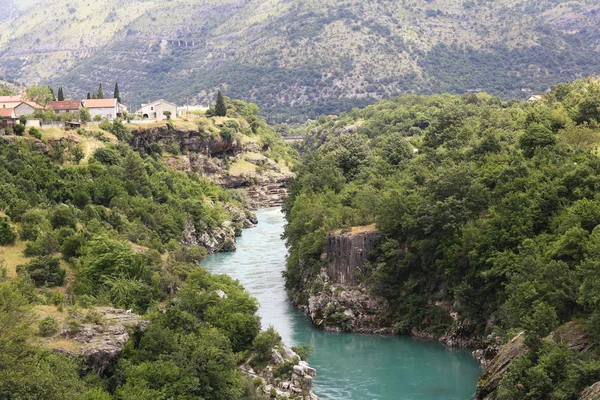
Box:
[201, 207, 482, 400]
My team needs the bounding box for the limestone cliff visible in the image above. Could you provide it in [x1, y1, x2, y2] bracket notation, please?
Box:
[325, 227, 379, 286]
[130, 123, 293, 209]
[299, 226, 392, 333]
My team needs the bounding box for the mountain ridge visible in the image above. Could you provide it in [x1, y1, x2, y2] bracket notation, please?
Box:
[1, 0, 600, 121]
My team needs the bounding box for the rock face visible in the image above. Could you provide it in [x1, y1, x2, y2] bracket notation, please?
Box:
[132, 125, 293, 209]
[476, 321, 592, 399]
[476, 332, 527, 400]
[325, 228, 379, 285]
[580, 381, 600, 400]
[130, 125, 241, 156]
[299, 227, 391, 333]
[306, 273, 392, 333]
[241, 344, 319, 400]
[51, 308, 147, 374]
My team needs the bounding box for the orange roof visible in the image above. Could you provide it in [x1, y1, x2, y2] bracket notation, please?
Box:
[0, 109, 14, 118]
[83, 98, 117, 108]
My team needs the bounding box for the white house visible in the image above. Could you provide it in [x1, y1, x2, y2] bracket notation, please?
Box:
[83, 98, 119, 120]
[137, 99, 177, 120]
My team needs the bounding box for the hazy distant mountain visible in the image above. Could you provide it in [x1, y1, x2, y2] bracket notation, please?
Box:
[1, 0, 599, 121]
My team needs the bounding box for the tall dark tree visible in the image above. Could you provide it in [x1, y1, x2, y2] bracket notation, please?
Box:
[113, 82, 121, 103]
[87, 92, 91, 100]
[57, 87, 65, 101]
[97, 84, 105, 99]
[49, 87, 56, 101]
[215, 90, 227, 117]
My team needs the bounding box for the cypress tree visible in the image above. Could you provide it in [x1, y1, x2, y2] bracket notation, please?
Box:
[215, 90, 227, 117]
[113, 82, 121, 103]
[57, 87, 65, 101]
[49, 87, 56, 101]
[87, 92, 91, 100]
[97, 84, 104, 99]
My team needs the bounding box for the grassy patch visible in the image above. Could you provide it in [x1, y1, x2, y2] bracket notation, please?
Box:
[0, 240, 30, 278]
[229, 160, 257, 176]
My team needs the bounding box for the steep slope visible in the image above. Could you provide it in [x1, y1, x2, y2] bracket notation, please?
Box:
[1, 0, 600, 120]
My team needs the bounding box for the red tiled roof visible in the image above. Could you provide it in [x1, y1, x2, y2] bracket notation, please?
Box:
[83, 98, 117, 108]
[0, 108, 14, 118]
[47, 100, 82, 110]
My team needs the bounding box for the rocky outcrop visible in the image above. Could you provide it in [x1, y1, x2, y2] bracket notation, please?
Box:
[580, 381, 600, 400]
[242, 344, 319, 400]
[50, 308, 147, 374]
[476, 332, 527, 399]
[130, 125, 241, 156]
[325, 227, 379, 286]
[304, 269, 391, 334]
[298, 226, 391, 333]
[476, 321, 592, 399]
[246, 177, 290, 208]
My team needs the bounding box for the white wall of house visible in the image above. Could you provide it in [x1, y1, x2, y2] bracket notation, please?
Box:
[88, 106, 118, 120]
[13, 103, 35, 118]
[140, 102, 177, 120]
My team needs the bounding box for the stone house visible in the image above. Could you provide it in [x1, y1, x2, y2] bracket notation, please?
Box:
[137, 99, 177, 120]
[47, 100, 82, 114]
[0, 101, 40, 118]
[83, 98, 119, 120]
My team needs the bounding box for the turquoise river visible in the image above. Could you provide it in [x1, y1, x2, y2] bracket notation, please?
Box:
[202, 208, 482, 400]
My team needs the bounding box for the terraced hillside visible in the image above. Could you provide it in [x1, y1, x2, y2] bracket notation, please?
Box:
[1, 0, 600, 121]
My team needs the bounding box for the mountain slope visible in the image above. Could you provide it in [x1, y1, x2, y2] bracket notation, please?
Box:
[1, 0, 600, 121]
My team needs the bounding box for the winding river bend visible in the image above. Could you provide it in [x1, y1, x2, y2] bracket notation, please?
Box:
[202, 208, 482, 400]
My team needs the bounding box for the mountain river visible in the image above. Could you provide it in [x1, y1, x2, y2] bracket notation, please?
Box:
[202, 207, 482, 400]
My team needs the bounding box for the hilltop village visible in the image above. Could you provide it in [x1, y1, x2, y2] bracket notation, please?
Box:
[0, 84, 210, 132]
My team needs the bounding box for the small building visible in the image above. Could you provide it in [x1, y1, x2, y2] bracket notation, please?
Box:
[0, 101, 39, 118]
[0, 108, 15, 129]
[47, 100, 82, 114]
[527, 95, 543, 103]
[137, 99, 177, 120]
[83, 98, 119, 120]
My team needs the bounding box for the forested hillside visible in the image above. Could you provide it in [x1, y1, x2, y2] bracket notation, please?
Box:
[1, 0, 600, 121]
[0, 97, 304, 399]
[283, 77, 600, 398]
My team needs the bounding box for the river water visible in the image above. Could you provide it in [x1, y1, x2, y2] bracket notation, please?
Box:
[202, 208, 482, 400]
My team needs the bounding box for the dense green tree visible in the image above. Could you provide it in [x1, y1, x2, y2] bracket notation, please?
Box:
[97, 83, 104, 99]
[215, 90, 227, 117]
[57, 87, 65, 101]
[0, 216, 16, 245]
[114, 81, 121, 103]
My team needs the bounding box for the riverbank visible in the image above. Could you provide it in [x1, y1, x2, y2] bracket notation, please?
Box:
[202, 208, 482, 399]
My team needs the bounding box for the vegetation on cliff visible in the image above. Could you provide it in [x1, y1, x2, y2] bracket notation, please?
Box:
[0, 98, 298, 398]
[283, 77, 600, 397]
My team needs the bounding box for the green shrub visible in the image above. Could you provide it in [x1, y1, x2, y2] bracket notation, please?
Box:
[0, 217, 16, 245]
[28, 126, 42, 140]
[13, 124, 25, 136]
[253, 325, 281, 361]
[291, 344, 313, 361]
[16, 256, 66, 287]
[38, 317, 58, 336]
